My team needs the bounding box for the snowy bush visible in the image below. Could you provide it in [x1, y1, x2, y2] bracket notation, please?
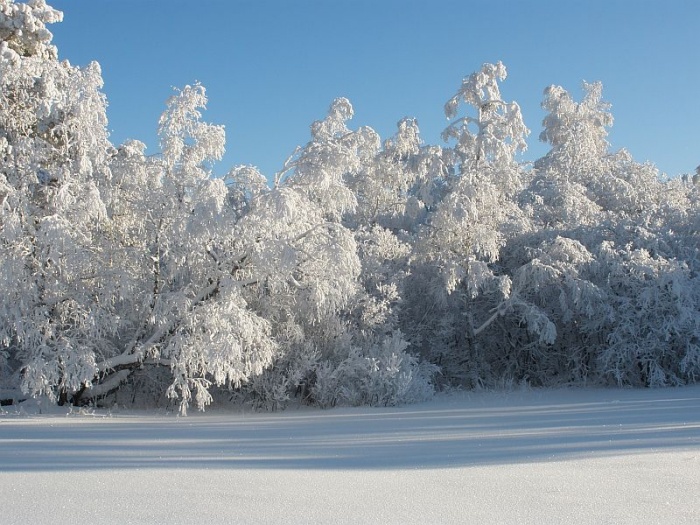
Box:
[312, 332, 436, 408]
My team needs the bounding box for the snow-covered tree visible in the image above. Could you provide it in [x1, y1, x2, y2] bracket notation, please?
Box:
[89, 84, 281, 414]
[430, 62, 528, 290]
[347, 117, 448, 232]
[510, 80, 700, 387]
[596, 242, 700, 386]
[236, 99, 435, 409]
[0, 6, 280, 412]
[3, 0, 699, 411]
[410, 62, 543, 385]
[0, 0, 114, 405]
[339, 118, 448, 396]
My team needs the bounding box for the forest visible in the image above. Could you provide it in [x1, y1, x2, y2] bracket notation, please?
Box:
[1, 0, 699, 414]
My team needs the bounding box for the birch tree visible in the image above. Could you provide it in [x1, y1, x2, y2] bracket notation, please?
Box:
[0, 0, 113, 405]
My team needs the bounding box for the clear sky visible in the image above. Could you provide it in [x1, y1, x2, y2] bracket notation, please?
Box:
[47, 0, 699, 180]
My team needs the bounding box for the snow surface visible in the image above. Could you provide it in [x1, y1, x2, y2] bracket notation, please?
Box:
[2, 386, 699, 524]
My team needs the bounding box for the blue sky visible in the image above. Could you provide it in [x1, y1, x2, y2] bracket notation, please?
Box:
[48, 0, 699, 179]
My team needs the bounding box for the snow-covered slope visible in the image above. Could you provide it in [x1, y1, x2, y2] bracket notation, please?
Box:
[2, 386, 699, 524]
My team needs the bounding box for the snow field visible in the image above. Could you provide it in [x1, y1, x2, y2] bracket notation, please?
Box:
[2, 386, 699, 524]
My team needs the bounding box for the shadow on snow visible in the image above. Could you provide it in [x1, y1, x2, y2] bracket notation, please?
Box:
[1, 386, 699, 472]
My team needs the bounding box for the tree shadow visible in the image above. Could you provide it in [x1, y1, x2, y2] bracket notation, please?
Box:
[1, 386, 699, 472]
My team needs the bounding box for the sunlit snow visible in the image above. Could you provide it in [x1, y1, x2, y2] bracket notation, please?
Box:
[2, 386, 699, 524]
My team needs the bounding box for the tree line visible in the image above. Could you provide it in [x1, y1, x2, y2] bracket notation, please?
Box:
[1, 1, 698, 413]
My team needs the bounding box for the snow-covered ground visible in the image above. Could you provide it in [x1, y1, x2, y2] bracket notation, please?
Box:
[2, 386, 699, 524]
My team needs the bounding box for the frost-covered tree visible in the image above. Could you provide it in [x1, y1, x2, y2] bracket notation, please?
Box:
[431, 62, 528, 292]
[0, 0, 114, 405]
[411, 62, 548, 385]
[528, 81, 661, 228]
[274, 97, 375, 221]
[596, 242, 700, 386]
[338, 118, 448, 397]
[236, 99, 435, 409]
[86, 85, 280, 414]
[347, 117, 448, 232]
[3, 0, 698, 411]
[0, 3, 281, 412]
[511, 80, 700, 387]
